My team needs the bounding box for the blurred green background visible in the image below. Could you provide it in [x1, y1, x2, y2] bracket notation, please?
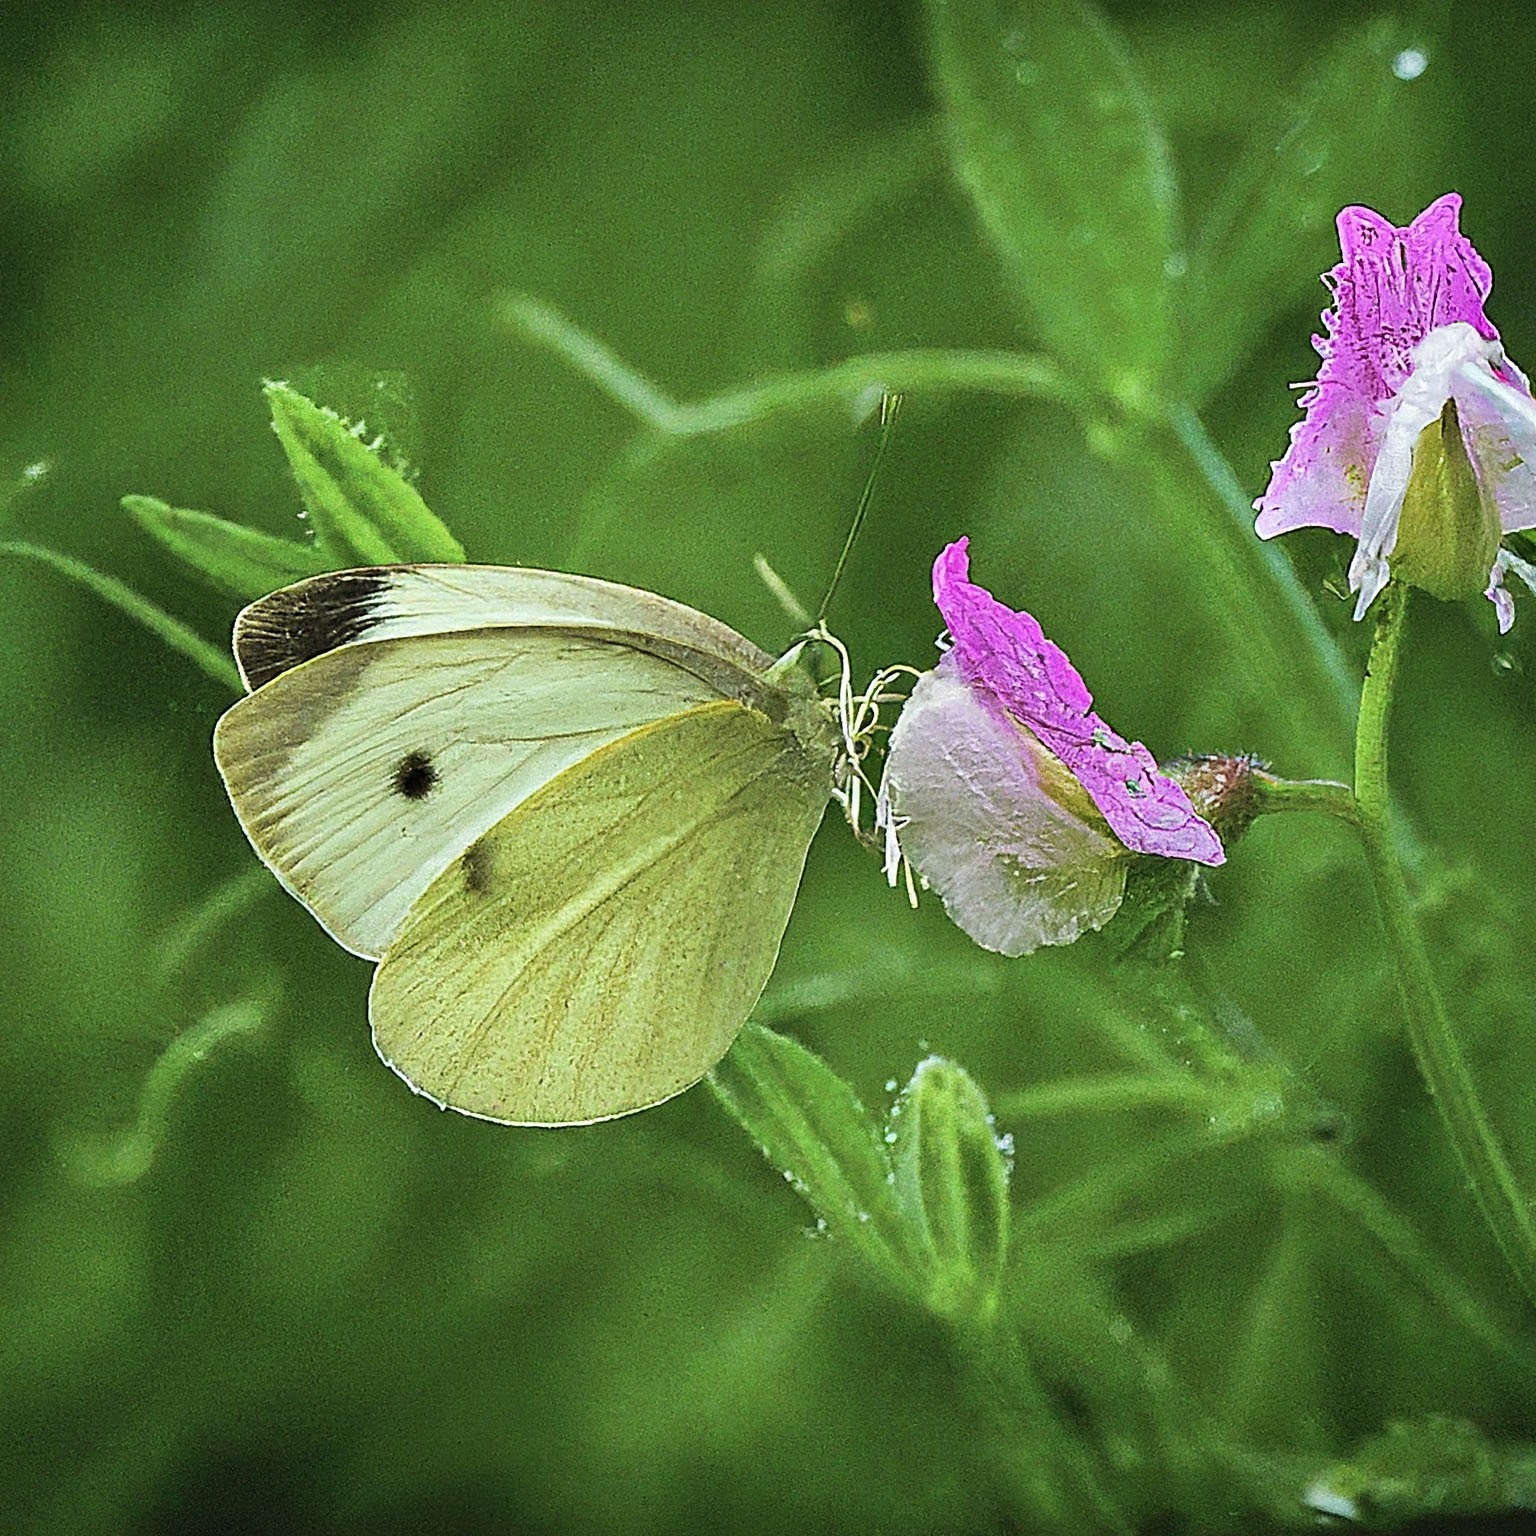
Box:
[6, 1, 1536, 1531]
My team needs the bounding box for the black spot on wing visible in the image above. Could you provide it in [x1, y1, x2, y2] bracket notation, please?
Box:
[462, 838, 494, 896]
[393, 750, 439, 800]
[236, 568, 396, 690]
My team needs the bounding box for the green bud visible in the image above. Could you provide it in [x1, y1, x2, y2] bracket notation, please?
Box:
[888, 1057, 1011, 1325]
[1392, 397, 1500, 602]
[265, 383, 465, 567]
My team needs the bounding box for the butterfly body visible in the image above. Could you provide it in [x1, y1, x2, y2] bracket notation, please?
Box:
[214, 564, 836, 1125]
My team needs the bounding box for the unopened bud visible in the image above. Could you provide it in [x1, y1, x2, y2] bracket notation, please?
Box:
[1163, 754, 1263, 849]
[1392, 396, 1501, 602]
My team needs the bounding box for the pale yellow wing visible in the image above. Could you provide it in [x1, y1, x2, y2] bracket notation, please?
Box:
[369, 698, 833, 1125]
[213, 630, 735, 960]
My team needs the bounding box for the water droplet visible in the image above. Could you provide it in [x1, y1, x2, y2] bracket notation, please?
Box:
[1492, 649, 1523, 677]
[1392, 47, 1428, 81]
[884, 1078, 898, 1094]
[1013, 60, 1039, 86]
[883, 1129, 898, 1145]
[21, 460, 50, 483]
[1162, 251, 1188, 280]
[1001, 26, 1027, 53]
[1108, 1316, 1133, 1345]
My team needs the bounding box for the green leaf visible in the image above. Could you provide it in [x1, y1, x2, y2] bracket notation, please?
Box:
[923, 0, 1178, 413]
[1303, 1416, 1536, 1528]
[1182, 19, 1425, 406]
[0, 538, 240, 692]
[122, 495, 330, 599]
[264, 382, 465, 565]
[888, 1056, 1011, 1324]
[709, 1023, 926, 1297]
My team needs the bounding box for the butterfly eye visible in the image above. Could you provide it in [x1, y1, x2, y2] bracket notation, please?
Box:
[392, 750, 440, 800]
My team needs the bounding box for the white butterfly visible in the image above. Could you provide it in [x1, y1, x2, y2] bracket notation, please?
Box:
[214, 564, 837, 1126]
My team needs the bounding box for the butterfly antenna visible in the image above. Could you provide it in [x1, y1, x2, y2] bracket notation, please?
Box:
[815, 391, 903, 629]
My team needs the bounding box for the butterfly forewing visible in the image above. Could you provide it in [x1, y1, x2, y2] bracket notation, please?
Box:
[233, 564, 776, 692]
[214, 629, 737, 960]
[369, 698, 833, 1126]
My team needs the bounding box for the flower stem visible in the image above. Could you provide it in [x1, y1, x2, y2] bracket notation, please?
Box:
[1354, 581, 1536, 1306]
[1249, 770, 1358, 825]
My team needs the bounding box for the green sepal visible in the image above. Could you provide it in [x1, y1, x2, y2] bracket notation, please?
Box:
[887, 1056, 1011, 1325]
[264, 382, 465, 566]
[1101, 854, 1202, 964]
[1392, 398, 1501, 602]
[123, 495, 330, 600]
[709, 1023, 927, 1298]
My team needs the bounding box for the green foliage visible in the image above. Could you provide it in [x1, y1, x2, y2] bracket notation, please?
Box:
[7, 1, 1536, 1533]
[122, 495, 330, 599]
[923, 0, 1178, 414]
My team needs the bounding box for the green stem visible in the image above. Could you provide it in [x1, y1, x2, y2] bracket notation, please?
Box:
[992, 1073, 1215, 1124]
[1249, 770, 1358, 825]
[1354, 581, 1536, 1306]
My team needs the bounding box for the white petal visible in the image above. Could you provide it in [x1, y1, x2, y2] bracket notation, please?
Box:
[1450, 354, 1536, 533]
[878, 660, 1126, 957]
[1489, 547, 1536, 632]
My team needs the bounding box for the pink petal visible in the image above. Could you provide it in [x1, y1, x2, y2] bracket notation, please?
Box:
[1255, 193, 1519, 541]
[931, 540, 1225, 866]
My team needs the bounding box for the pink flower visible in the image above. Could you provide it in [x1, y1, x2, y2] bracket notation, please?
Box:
[1255, 194, 1536, 631]
[876, 539, 1222, 957]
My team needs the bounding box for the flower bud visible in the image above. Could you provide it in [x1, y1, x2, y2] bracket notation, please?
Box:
[1391, 397, 1502, 602]
[1162, 754, 1263, 850]
[887, 1056, 1011, 1325]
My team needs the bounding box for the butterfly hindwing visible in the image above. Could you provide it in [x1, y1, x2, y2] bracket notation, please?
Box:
[369, 698, 833, 1126]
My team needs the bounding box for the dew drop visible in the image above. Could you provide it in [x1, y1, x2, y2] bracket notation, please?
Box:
[884, 1078, 899, 1094]
[1392, 47, 1428, 81]
[1492, 649, 1523, 677]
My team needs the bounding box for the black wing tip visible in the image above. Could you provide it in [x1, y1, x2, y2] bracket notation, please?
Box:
[235, 567, 398, 690]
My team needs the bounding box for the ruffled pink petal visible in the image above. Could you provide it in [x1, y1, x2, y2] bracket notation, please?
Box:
[1255, 193, 1516, 541]
[931, 540, 1225, 866]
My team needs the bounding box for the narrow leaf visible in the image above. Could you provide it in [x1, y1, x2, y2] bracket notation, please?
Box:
[56, 1001, 268, 1186]
[1303, 1417, 1536, 1527]
[264, 382, 465, 565]
[123, 495, 330, 599]
[0, 539, 240, 692]
[923, 0, 1178, 411]
[888, 1056, 1011, 1324]
[709, 1023, 926, 1295]
[1182, 19, 1426, 405]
